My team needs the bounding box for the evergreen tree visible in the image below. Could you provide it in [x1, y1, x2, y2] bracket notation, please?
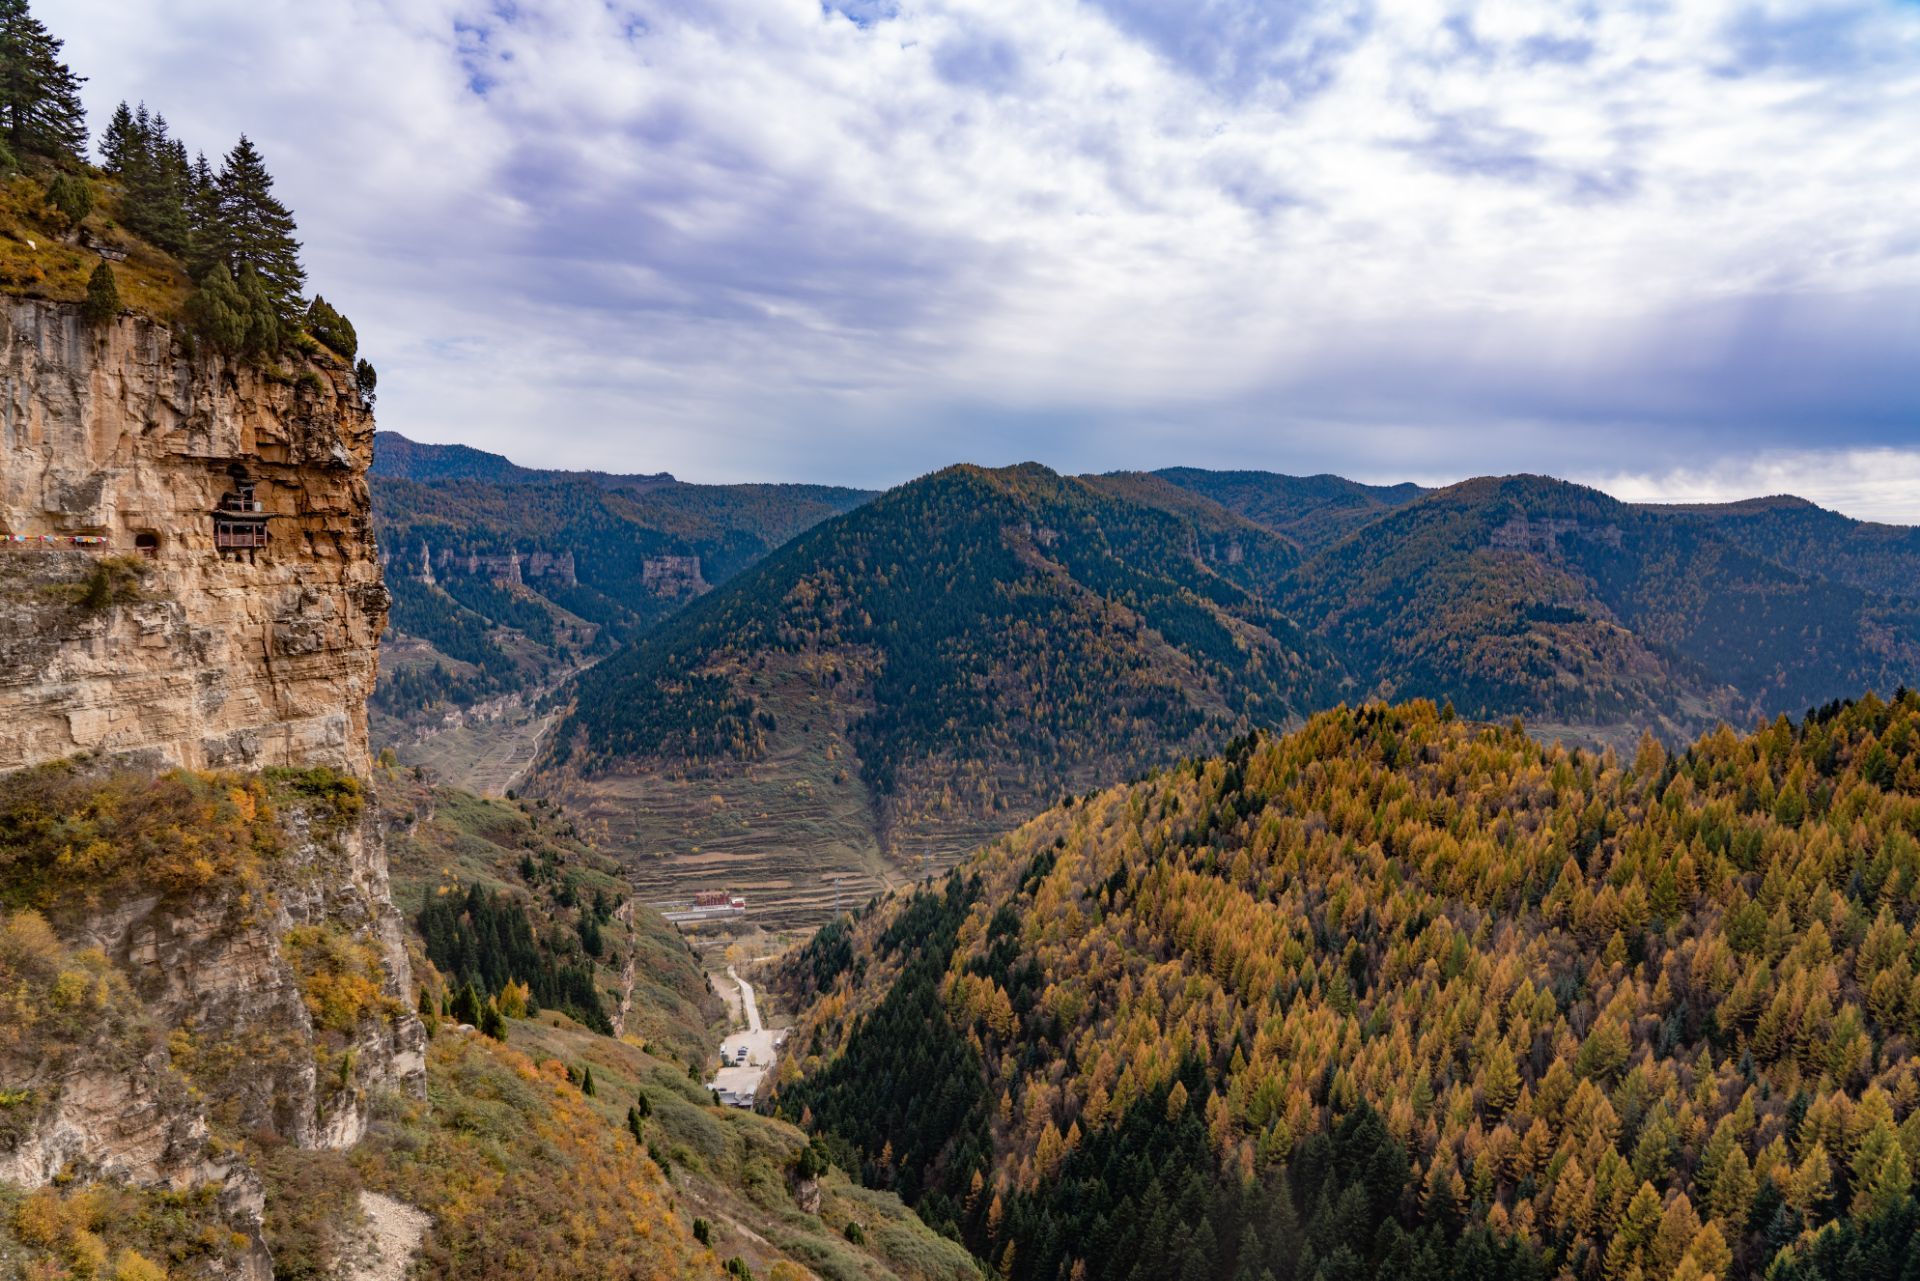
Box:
[82, 261, 118, 325]
[304, 294, 356, 360]
[120, 115, 191, 255]
[98, 98, 134, 171]
[580, 1065, 597, 1096]
[355, 358, 377, 404]
[0, 0, 86, 162]
[235, 262, 281, 355]
[185, 263, 247, 352]
[478, 999, 507, 1040]
[210, 134, 303, 318]
[449, 981, 482, 1028]
[186, 150, 219, 267]
[40, 169, 88, 227]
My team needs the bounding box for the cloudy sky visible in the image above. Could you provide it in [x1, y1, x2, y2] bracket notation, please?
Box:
[46, 0, 1920, 518]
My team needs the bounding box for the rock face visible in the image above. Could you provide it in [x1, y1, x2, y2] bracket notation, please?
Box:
[0, 789, 428, 1280]
[0, 300, 421, 1277]
[641, 552, 706, 597]
[0, 298, 386, 776]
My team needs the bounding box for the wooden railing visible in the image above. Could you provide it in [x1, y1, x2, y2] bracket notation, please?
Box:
[214, 524, 269, 550]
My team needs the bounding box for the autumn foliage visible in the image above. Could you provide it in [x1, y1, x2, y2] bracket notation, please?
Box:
[778, 693, 1920, 1280]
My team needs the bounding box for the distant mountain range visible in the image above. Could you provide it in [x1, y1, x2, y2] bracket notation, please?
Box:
[368, 432, 871, 733]
[371, 430, 679, 489]
[537, 461, 1917, 882]
[368, 434, 1918, 888]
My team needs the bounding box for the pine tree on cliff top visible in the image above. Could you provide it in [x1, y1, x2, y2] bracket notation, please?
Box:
[185, 263, 247, 352]
[0, 0, 87, 162]
[82, 261, 118, 325]
[210, 134, 304, 318]
[119, 111, 192, 256]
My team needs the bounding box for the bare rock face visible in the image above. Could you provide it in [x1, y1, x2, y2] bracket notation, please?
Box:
[0, 298, 386, 776]
[0, 300, 421, 1277]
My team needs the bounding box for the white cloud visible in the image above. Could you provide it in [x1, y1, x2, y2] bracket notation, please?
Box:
[39, 0, 1920, 502]
[1585, 448, 1920, 524]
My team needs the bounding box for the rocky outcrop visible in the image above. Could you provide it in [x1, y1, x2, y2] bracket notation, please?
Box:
[381, 542, 579, 588]
[0, 298, 386, 776]
[0, 789, 426, 1280]
[641, 553, 706, 597]
[0, 300, 421, 1278]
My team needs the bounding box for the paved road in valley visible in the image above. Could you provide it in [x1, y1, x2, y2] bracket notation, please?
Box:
[729, 965, 764, 1034]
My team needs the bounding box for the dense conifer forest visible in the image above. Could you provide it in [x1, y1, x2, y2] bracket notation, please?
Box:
[369, 439, 871, 724]
[775, 694, 1920, 1281]
[553, 462, 1335, 801]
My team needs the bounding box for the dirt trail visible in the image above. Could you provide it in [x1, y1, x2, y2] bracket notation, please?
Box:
[346, 1191, 431, 1281]
[610, 896, 639, 1038]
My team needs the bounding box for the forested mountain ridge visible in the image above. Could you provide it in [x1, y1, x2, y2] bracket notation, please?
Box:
[772, 694, 1920, 1281]
[525, 462, 1917, 924]
[1282, 474, 1920, 733]
[1640, 495, 1920, 603]
[372, 429, 679, 489]
[540, 462, 1342, 866]
[369, 432, 873, 735]
[1151, 467, 1431, 553]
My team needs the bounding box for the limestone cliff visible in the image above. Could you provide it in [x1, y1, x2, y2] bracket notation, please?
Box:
[0, 297, 386, 776]
[0, 300, 421, 1279]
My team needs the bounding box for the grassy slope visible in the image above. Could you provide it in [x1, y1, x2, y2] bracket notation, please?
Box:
[0, 172, 190, 317]
[378, 767, 722, 1066]
[369, 770, 982, 1281]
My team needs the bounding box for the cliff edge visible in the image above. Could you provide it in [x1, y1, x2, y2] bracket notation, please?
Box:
[0, 297, 386, 775]
[0, 300, 422, 1280]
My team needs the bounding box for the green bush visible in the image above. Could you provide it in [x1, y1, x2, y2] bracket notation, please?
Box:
[82, 261, 119, 325]
[304, 295, 356, 360]
[42, 172, 91, 227]
[264, 765, 365, 823]
[68, 555, 144, 610]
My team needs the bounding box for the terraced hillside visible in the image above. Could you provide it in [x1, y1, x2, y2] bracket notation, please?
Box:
[537, 463, 1340, 923]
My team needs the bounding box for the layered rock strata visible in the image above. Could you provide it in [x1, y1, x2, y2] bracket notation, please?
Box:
[0, 298, 386, 775]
